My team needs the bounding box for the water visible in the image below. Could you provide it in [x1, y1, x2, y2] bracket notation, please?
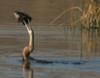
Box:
[0, 25, 100, 78]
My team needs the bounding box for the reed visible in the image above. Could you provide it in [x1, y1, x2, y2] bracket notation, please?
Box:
[50, 0, 99, 58]
[81, 0, 100, 30]
[76, 0, 99, 58]
[66, 0, 100, 58]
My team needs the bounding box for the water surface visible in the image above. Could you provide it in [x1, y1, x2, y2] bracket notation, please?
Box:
[0, 25, 100, 78]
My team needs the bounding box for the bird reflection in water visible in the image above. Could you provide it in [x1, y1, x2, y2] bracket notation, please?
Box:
[22, 61, 34, 78]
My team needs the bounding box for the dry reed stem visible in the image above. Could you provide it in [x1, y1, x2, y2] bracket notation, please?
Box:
[49, 7, 82, 25]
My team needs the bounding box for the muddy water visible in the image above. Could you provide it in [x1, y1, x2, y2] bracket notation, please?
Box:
[0, 25, 99, 78]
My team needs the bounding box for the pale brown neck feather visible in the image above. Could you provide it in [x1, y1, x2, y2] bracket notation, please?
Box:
[24, 24, 34, 52]
[28, 29, 34, 52]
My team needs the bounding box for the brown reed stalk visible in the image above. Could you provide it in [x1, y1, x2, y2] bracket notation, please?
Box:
[79, 0, 100, 58]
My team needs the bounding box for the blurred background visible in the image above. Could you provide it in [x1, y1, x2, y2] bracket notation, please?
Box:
[0, 0, 83, 25]
[0, 0, 100, 78]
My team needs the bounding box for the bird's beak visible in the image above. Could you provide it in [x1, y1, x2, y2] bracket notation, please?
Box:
[14, 12, 19, 19]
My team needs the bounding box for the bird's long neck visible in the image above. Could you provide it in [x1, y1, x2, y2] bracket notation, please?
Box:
[24, 24, 34, 52]
[28, 29, 34, 51]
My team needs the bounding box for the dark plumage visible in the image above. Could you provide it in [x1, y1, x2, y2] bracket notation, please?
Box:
[14, 11, 32, 25]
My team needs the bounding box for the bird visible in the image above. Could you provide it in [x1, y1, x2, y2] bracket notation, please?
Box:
[22, 24, 34, 62]
[14, 11, 34, 62]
